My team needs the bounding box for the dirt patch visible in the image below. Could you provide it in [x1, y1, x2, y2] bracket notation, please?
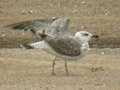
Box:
[0, 49, 120, 90]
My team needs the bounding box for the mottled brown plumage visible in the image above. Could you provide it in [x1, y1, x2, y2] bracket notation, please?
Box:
[45, 36, 81, 57]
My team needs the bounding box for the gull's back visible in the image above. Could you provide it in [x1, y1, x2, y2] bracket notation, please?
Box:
[44, 35, 82, 57]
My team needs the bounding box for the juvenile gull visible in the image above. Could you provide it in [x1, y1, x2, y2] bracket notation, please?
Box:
[6, 17, 98, 75]
[27, 30, 98, 75]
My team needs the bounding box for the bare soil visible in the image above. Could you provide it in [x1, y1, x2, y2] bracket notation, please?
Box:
[0, 0, 120, 90]
[0, 49, 120, 90]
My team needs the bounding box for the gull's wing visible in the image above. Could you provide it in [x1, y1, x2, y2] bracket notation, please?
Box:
[6, 19, 52, 30]
[45, 36, 81, 56]
[45, 17, 71, 37]
[5, 17, 71, 37]
[5, 18, 58, 35]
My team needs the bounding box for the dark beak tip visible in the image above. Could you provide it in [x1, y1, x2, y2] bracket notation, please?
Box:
[92, 35, 99, 38]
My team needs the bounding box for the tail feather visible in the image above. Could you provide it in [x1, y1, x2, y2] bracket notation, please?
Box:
[20, 44, 34, 49]
[20, 41, 48, 49]
[29, 41, 48, 49]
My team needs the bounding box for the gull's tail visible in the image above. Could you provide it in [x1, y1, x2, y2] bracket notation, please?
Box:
[19, 30, 49, 49]
[20, 44, 34, 49]
[20, 40, 49, 49]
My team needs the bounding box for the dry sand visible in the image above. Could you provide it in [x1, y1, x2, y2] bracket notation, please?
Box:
[0, 0, 120, 90]
[0, 49, 120, 90]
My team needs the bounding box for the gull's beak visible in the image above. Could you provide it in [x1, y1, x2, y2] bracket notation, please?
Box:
[92, 35, 99, 38]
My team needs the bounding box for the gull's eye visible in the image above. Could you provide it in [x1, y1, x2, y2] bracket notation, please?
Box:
[83, 33, 88, 36]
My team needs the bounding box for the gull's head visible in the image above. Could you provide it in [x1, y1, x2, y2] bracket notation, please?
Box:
[75, 31, 99, 43]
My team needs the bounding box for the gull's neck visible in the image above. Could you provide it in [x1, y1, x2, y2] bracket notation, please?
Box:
[74, 36, 88, 44]
[74, 36, 89, 50]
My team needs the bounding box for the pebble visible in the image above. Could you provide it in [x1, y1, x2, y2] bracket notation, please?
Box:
[81, 1, 86, 4]
[1, 34, 6, 37]
[28, 10, 33, 14]
[101, 52, 105, 55]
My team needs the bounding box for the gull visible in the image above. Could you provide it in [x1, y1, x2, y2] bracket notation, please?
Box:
[6, 17, 98, 75]
[26, 30, 99, 75]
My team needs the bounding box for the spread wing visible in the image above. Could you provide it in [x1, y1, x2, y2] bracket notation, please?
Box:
[47, 18, 71, 37]
[5, 18, 57, 34]
[6, 19, 52, 30]
[5, 17, 71, 37]
[45, 36, 81, 56]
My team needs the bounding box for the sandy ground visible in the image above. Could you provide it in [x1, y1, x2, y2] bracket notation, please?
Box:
[0, 0, 120, 90]
[0, 49, 120, 90]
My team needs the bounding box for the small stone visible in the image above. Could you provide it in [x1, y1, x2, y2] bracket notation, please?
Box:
[72, 9, 78, 13]
[91, 66, 104, 72]
[79, 88, 84, 90]
[81, 1, 86, 4]
[28, 10, 33, 14]
[81, 25, 88, 29]
[1, 34, 6, 37]
[52, 17, 57, 20]
[104, 9, 110, 16]
[101, 52, 105, 55]
[21, 10, 27, 14]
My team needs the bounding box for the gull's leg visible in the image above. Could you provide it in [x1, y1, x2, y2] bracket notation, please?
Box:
[52, 56, 56, 75]
[64, 60, 69, 75]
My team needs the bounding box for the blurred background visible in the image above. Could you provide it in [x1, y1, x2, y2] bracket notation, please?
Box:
[0, 0, 120, 48]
